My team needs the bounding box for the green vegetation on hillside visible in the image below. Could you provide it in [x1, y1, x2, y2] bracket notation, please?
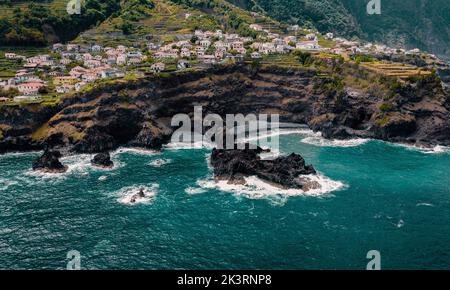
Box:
[227, 0, 450, 60]
[0, 0, 121, 45]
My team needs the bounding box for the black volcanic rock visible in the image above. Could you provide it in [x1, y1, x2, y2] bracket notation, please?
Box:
[129, 123, 172, 150]
[91, 152, 114, 168]
[210, 146, 316, 189]
[1, 64, 450, 155]
[32, 150, 68, 173]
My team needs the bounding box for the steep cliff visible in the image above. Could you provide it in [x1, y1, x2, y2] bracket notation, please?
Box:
[0, 64, 449, 154]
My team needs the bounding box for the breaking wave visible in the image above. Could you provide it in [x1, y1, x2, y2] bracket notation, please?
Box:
[112, 147, 160, 156]
[148, 159, 172, 167]
[394, 143, 450, 155]
[0, 178, 18, 191]
[185, 186, 208, 195]
[197, 173, 346, 205]
[299, 131, 370, 147]
[165, 141, 214, 150]
[114, 184, 159, 205]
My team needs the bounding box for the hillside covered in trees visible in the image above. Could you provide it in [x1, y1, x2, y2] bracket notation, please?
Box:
[1, 0, 449, 61]
[0, 0, 121, 45]
[227, 0, 450, 60]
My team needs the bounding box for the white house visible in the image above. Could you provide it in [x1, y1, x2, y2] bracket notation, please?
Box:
[200, 40, 211, 48]
[177, 60, 190, 70]
[56, 85, 74, 94]
[296, 40, 321, 51]
[91, 45, 103, 52]
[17, 83, 46, 95]
[84, 59, 102, 68]
[231, 41, 244, 50]
[325, 32, 334, 40]
[150, 62, 165, 73]
[81, 73, 98, 83]
[75, 82, 87, 92]
[198, 55, 217, 64]
[180, 48, 191, 58]
[251, 52, 262, 59]
[116, 54, 127, 65]
[15, 71, 35, 83]
[67, 44, 80, 52]
[154, 52, 178, 59]
[305, 33, 317, 41]
[4, 53, 25, 60]
[250, 24, 263, 31]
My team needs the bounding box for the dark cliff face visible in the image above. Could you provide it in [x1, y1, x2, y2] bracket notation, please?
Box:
[0, 64, 449, 154]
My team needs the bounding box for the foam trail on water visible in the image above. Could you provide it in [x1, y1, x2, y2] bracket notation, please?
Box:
[98, 175, 108, 181]
[393, 143, 450, 155]
[300, 131, 370, 147]
[112, 147, 160, 156]
[166, 127, 309, 151]
[0, 151, 40, 160]
[165, 141, 214, 150]
[0, 178, 18, 191]
[185, 187, 207, 195]
[197, 173, 346, 205]
[416, 202, 435, 207]
[148, 159, 172, 167]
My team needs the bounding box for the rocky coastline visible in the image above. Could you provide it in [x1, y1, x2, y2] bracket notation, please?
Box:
[91, 152, 114, 168]
[1, 64, 449, 184]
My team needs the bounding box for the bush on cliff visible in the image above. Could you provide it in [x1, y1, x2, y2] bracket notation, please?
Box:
[379, 102, 394, 112]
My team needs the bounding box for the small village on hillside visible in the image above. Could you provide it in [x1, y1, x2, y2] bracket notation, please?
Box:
[0, 21, 439, 106]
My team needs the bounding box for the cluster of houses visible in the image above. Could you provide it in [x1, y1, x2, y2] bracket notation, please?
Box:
[147, 29, 323, 64]
[1, 24, 429, 104]
[0, 44, 141, 102]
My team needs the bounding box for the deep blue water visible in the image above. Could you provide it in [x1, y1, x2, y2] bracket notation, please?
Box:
[0, 132, 449, 269]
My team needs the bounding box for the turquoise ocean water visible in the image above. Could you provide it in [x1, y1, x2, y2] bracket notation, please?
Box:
[0, 130, 449, 269]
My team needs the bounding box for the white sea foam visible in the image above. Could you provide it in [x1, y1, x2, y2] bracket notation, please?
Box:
[0, 151, 41, 161]
[24, 153, 122, 182]
[197, 173, 346, 204]
[115, 184, 158, 205]
[165, 141, 214, 150]
[0, 178, 18, 191]
[98, 175, 108, 181]
[396, 219, 405, 228]
[416, 202, 435, 207]
[184, 186, 207, 195]
[148, 159, 172, 167]
[243, 128, 311, 143]
[165, 128, 310, 151]
[394, 143, 450, 155]
[300, 131, 370, 147]
[112, 147, 160, 156]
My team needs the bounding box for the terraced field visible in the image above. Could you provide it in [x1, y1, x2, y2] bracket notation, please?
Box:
[0, 0, 69, 18]
[362, 62, 432, 79]
[0, 47, 50, 79]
